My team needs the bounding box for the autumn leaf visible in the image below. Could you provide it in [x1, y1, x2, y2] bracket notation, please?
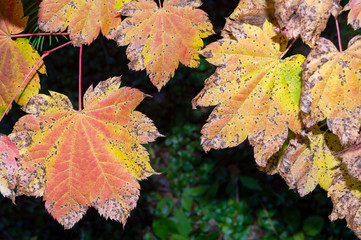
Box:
[0, 134, 19, 203]
[224, 0, 276, 29]
[334, 142, 361, 182]
[274, 0, 341, 46]
[192, 20, 304, 167]
[279, 127, 341, 197]
[9, 77, 162, 229]
[0, 0, 46, 116]
[112, 0, 214, 91]
[344, 0, 361, 30]
[328, 166, 361, 238]
[38, 0, 132, 46]
[300, 36, 361, 146]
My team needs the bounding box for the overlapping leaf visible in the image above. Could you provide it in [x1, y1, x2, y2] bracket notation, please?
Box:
[274, 0, 341, 46]
[335, 142, 361, 182]
[224, 0, 276, 29]
[0, 0, 46, 116]
[38, 0, 132, 46]
[328, 166, 361, 239]
[0, 134, 19, 203]
[192, 20, 304, 167]
[113, 0, 214, 90]
[279, 127, 341, 197]
[344, 0, 361, 30]
[301, 36, 361, 146]
[9, 77, 161, 229]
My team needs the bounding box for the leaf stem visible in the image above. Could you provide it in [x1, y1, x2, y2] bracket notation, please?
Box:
[335, 16, 342, 52]
[10, 33, 69, 38]
[0, 41, 72, 123]
[158, 0, 162, 7]
[279, 38, 297, 59]
[79, 45, 83, 111]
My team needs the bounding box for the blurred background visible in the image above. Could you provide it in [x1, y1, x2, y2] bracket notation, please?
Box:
[0, 0, 360, 239]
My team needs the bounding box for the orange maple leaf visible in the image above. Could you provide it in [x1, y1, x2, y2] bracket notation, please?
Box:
[9, 77, 162, 229]
[113, 0, 214, 91]
[301, 37, 361, 146]
[0, 134, 19, 203]
[0, 0, 46, 116]
[38, 0, 132, 46]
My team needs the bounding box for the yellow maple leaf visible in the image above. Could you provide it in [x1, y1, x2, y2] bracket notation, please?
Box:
[192, 20, 304, 167]
[301, 36, 361, 146]
[279, 127, 341, 197]
[9, 77, 161, 229]
[112, 0, 214, 91]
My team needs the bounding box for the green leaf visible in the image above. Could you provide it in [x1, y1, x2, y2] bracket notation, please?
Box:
[174, 208, 192, 237]
[240, 176, 262, 191]
[181, 194, 193, 212]
[153, 218, 178, 240]
[303, 215, 324, 236]
[170, 234, 189, 240]
[156, 197, 174, 217]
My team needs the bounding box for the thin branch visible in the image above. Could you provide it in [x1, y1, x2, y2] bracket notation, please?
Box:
[79, 45, 83, 111]
[279, 38, 297, 59]
[0, 41, 72, 123]
[10, 32, 69, 38]
[158, 0, 162, 7]
[335, 16, 342, 52]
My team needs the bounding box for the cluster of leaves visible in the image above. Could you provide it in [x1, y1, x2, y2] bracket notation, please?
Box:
[2, 0, 361, 238]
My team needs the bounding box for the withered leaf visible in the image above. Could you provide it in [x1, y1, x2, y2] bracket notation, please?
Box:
[279, 127, 341, 197]
[344, 0, 361, 30]
[335, 141, 361, 182]
[0, 134, 19, 203]
[301, 36, 361, 146]
[223, 0, 276, 31]
[328, 166, 361, 238]
[274, 0, 342, 46]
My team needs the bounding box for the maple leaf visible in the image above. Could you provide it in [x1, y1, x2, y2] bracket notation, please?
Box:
[0, 134, 19, 203]
[0, 0, 46, 116]
[344, 0, 361, 30]
[334, 142, 361, 182]
[274, 0, 341, 46]
[37, 0, 133, 46]
[9, 77, 162, 229]
[300, 36, 361, 146]
[112, 0, 214, 91]
[328, 166, 361, 238]
[192, 20, 304, 167]
[278, 127, 341, 197]
[224, 0, 276, 29]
